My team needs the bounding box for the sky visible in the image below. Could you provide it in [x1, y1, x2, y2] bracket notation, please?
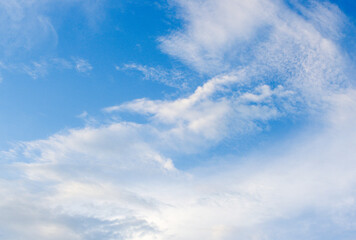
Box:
[0, 0, 356, 239]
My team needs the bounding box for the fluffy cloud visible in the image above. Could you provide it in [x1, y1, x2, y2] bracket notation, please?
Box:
[160, 0, 349, 95]
[2, 90, 356, 240]
[105, 71, 290, 153]
[0, 0, 355, 239]
[160, 0, 277, 73]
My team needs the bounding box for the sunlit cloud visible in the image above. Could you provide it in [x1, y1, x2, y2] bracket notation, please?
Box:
[0, 0, 355, 239]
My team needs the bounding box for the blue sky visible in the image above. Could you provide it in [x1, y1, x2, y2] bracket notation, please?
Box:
[1, 0, 356, 239]
[0, 0, 188, 148]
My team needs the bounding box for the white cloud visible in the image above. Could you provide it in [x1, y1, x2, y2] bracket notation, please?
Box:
[116, 63, 189, 89]
[104, 70, 293, 152]
[0, 0, 108, 56]
[0, 0, 355, 239]
[2, 90, 356, 240]
[75, 58, 93, 73]
[160, 0, 348, 98]
[23, 61, 48, 79]
[0, 57, 93, 80]
[160, 0, 277, 73]
[0, 0, 58, 53]
[291, 1, 346, 40]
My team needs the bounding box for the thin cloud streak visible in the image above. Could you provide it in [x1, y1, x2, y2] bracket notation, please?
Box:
[116, 63, 189, 89]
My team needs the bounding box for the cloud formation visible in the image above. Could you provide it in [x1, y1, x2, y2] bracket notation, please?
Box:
[105, 71, 291, 153]
[0, 0, 58, 54]
[2, 89, 356, 240]
[75, 58, 93, 73]
[0, 0, 107, 55]
[116, 63, 189, 89]
[1, 0, 356, 239]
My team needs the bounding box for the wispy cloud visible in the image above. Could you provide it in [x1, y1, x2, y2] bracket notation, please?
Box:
[116, 63, 189, 89]
[0, 0, 58, 53]
[0, 57, 93, 80]
[0, 0, 109, 55]
[22, 61, 48, 79]
[104, 70, 293, 152]
[160, 0, 348, 87]
[0, 0, 355, 239]
[75, 58, 93, 73]
[51, 58, 74, 70]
